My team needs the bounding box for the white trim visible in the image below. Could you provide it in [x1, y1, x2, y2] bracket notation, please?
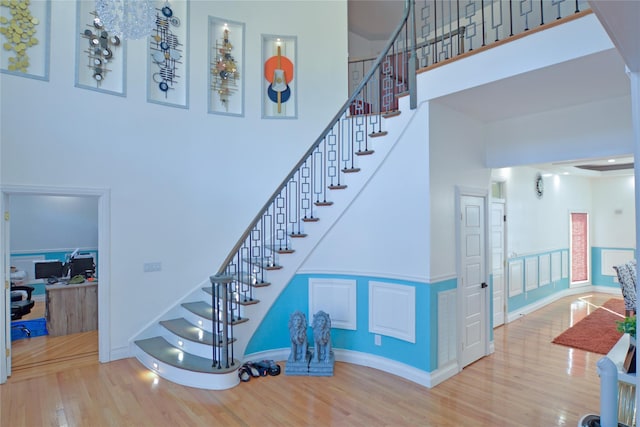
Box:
[368, 281, 416, 343]
[295, 267, 429, 284]
[455, 186, 491, 368]
[110, 345, 131, 361]
[132, 344, 239, 390]
[294, 268, 454, 285]
[506, 285, 621, 323]
[244, 348, 454, 389]
[0, 185, 111, 367]
[308, 278, 357, 330]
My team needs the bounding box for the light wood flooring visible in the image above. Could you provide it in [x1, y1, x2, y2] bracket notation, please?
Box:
[1, 292, 621, 426]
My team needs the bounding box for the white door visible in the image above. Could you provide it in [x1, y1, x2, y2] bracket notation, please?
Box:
[460, 195, 488, 367]
[491, 200, 505, 327]
[1, 194, 11, 383]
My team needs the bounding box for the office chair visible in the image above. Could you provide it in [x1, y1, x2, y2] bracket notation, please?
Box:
[11, 283, 35, 320]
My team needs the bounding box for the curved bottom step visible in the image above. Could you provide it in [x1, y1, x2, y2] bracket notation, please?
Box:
[134, 336, 240, 390]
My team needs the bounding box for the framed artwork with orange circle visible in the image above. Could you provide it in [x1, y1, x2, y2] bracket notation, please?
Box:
[261, 34, 296, 119]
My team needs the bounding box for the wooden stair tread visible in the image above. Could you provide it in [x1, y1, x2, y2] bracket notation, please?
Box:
[201, 287, 261, 306]
[243, 257, 282, 270]
[181, 301, 249, 325]
[159, 318, 235, 347]
[302, 217, 319, 222]
[315, 201, 333, 206]
[369, 131, 388, 138]
[356, 149, 375, 156]
[237, 272, 271, 287]
[329, 184, 347, 190]
[135, 336, 239, 374]
[289, 233, 308, 238]
[382, 110, 401, 118]
[342, 167, 361, 173]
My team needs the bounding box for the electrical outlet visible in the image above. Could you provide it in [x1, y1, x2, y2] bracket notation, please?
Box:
[375, 334, 381, 346]
[144, 262, 162, 272]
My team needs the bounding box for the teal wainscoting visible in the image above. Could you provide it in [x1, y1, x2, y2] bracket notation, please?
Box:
[246, 274, 440, 372]
[591, 247, 635, 288]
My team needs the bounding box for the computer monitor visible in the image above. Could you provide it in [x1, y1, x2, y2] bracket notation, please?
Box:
[70, 256, 95, 278]
[34, 260, 64, 280]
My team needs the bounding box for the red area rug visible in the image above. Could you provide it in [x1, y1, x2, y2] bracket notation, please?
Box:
[552, 298, 625, 354]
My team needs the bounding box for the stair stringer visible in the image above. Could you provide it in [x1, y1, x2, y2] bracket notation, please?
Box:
[131, 95, 418, 389]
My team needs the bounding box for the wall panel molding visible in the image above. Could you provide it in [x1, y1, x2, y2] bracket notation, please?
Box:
[308, 278, 357, 330]
[369, 281, 415, 343]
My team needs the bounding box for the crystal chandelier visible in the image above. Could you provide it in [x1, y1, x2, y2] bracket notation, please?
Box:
[95, 0, 156, 40]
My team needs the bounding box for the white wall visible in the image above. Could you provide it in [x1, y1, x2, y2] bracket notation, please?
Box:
[300, 102, 430, 282]
[591, 175, 636, 248]
[10, 195, 98, 252]
[485, 95, 633, 168]
[0, 0, 348, 357]
[496, 167, 593, 256]
[429, 102, 490, 280]
[348, 31, 387, 61]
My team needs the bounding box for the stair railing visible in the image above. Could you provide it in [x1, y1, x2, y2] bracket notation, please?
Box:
[207, 0, 594, 371]
[209, 0, 417, 369]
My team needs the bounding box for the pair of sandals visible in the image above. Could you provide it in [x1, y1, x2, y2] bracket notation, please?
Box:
[238, 359, 281, 382]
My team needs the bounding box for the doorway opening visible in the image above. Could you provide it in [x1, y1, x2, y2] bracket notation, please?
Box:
[1, 186, 110, 383]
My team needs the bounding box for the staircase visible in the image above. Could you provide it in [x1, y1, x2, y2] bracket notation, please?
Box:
[131, 90, 414, 388]
[130, 0, 416, 383]
[131, 0, 592, 390]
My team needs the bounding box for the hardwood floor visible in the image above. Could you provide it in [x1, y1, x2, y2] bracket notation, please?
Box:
[1, 292, 620, 426]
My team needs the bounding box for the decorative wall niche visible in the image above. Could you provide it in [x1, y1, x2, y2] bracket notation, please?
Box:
[261, 34, 296, 119]
[147, 0, 189, 108]
[75, 0, 126, 96]
[0, 0, 51, 81]
[208, 16, 244, 116]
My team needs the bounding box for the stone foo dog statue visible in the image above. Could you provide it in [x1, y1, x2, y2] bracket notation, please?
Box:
[312, 310, 332, 363]
[288, 310, 308, 363]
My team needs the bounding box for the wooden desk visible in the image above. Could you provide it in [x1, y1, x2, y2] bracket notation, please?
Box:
[45, 282, 98, 336]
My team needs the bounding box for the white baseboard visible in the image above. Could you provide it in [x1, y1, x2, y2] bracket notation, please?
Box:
[243, 347, 454, 389]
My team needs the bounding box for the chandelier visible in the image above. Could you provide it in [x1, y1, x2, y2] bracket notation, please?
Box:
[95, 0, 156, 40]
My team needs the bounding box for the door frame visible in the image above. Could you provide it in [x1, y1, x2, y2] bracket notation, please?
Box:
[491, 198, 507, 328]
[455, 186, 491, 368]
[1, 185, 111, 384]
[569, 210, 590, 288]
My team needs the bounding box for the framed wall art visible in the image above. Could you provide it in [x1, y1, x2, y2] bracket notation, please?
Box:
[147, 0, 189, 108]
[208, 16, 244, 117]
[261, 34, 296, 119]
[0, 0, 51, 81]
[75, 0, 126, 96]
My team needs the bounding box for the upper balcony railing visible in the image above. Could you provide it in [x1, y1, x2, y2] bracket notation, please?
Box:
[349, 0, 591, 100]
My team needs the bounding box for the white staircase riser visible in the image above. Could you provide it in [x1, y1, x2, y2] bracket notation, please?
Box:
[132, 344, 240, 390]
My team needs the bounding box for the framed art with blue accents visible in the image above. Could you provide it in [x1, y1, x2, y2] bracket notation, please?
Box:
[147, 0, 189, 108]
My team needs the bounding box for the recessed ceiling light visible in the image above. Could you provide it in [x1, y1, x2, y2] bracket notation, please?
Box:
[608, 159, 616, 163]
